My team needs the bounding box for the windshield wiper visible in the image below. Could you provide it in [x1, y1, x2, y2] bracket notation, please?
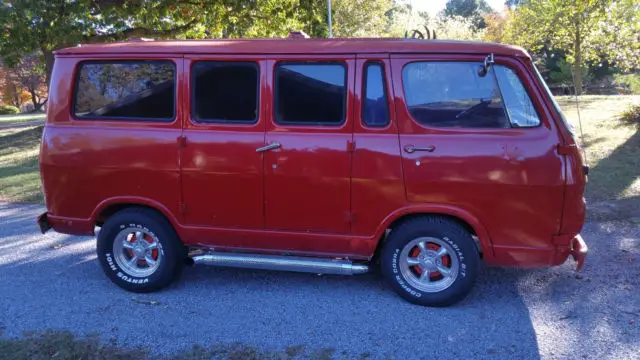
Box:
[455, 99, 492, 119]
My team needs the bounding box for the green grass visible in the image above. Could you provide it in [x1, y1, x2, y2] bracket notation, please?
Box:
[0, 330, 344, 360]
[0, 126, 43, 202]
[0, 112, 46, 124]
[555, 95, 640, 202]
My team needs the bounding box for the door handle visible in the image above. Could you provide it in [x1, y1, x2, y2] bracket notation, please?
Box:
[404, 145, 435, 153]
[256, 142, 281, 152]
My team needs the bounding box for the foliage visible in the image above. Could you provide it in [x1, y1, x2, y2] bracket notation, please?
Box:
[504, 0, 640, 94]
[332, 0, 393, 37]
[613, 74, 640, 95]
[548, 59, 592, 86]
[443, 0, 492, 29]
[433, 15, 485, 41]
[619, 103, 640, 125]
[0, 104, 20, 115]
[2, 54, 48, 111]
[483, 11, 508, 43]
[385, 1, 431, 37]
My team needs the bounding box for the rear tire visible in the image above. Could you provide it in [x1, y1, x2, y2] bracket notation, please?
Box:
[380, 216, 479, 307]
[97, 208, 183, 293]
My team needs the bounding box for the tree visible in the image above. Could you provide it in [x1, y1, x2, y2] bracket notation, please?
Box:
[443, 0, 492, 29]
[332, 0, 392, 37]
[483, 11, 508, 43]
[433, 15, 485, 41]
[385, 2, 431, 38]
[4, 55, 48, 111]
[504, 0, 640, 94]
[0, 0, 308, 88]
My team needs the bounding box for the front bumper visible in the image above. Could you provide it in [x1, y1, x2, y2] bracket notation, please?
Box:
[570, 234, 588, 271]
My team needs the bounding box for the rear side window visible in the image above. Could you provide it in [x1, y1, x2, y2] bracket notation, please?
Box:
[192, 61, 259, 123]
[363, 62, 390, 127]
[74, 61, 175, 121]
[402, 62, 509, 128]
[275, 63, 346, 125]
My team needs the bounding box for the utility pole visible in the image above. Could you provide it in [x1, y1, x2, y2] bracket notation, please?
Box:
[327, 0, 333, 38]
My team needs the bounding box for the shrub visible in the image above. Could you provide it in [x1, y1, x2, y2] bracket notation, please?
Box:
[620, 103, 640, 126]
[0, 105, 21, 115]
[613, 73, 640, 95]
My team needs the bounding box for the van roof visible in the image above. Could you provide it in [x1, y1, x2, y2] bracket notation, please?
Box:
[55, 38, 529, 58]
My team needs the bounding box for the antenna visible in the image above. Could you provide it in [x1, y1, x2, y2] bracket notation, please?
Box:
[570, 65, 588, 165]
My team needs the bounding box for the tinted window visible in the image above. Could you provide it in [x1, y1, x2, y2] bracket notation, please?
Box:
[363, 63, 390, 127]
[275, 63, 346, 125]
[74, 61, 175, 120]
[192, 62, 259, 123]
[495, 66, 541, 127]
[402, 62, 509, 128]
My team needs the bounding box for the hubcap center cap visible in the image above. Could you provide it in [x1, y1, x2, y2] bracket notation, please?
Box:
[133, 244, 146, 257]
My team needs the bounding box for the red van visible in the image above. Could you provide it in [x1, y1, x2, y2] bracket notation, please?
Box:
[38, 37, 588, 306]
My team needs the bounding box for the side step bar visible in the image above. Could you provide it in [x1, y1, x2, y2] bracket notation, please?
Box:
[190, 252, 369, 275]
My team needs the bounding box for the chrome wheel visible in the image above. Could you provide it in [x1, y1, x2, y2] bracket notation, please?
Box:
[113, 227, 163, 277]
[399, 237, 459, 293]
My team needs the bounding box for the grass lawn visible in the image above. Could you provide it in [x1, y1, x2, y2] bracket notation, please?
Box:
[0, 330, 335, 360]
[0, 112, 46, 124]
[0, 96, 638, 217]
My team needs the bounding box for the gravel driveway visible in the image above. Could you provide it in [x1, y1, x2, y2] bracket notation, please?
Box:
[0, 202, 638, 359]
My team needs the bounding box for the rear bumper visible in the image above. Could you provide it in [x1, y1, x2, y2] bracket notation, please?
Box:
[37, 212, 94, 236]
[570, 234, 588, 271]
[37, 212, 52, 234]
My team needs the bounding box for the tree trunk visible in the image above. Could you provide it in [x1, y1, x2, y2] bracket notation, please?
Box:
[42, 49, 55, 89]
[573, 25, 582, 95]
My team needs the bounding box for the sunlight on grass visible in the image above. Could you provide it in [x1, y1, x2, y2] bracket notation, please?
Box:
[556, 95, 640, 201]
[0, 126, 43, 203]
[0, 113, 46, 123]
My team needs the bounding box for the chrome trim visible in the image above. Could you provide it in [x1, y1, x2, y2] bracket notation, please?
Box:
[191, 252, 369, 275]
[256, 142, 281, 152]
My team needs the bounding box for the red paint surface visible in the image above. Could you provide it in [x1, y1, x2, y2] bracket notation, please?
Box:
[40, 39, 587, 267]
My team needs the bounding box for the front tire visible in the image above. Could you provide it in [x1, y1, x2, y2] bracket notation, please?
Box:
[97, 208, 184, 293]
[380, 216, 480, 307]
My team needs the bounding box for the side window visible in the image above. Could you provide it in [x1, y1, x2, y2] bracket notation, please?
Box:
[192, 61, 259, 123]
[362, 62, 390, 127]
[275, 63, 346, 125]
[74, 60, 175, 121]
[495, 66, 541, 127]
[402, 62, 509, 128]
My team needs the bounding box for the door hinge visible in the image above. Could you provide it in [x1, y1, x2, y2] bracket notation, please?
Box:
[178, 135, 187, 148]
[347, 140, 356, 153]
[179, 202, 187, 214]
[557, 143, 576, 155]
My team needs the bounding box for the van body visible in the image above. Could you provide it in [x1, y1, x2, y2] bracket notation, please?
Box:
[38, 38, 588, 306]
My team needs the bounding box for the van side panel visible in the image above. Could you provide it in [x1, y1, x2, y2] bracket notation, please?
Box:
[391, 54, 566, 267]
[40, 56, 183, 226]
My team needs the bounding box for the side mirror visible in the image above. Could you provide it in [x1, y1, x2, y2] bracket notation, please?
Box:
[478, 53, 495, 77]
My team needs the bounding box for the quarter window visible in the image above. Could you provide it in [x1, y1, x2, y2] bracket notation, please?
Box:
[275, 63, 346, 125]
[402, 62, 509, 128]
[494, 66, 541, 127]
[363, 62, 390, 127]
[74, 61, 175, 120]
[192, 61, 259, 123]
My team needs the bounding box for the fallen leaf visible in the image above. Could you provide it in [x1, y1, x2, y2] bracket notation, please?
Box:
[50, 243, 66, 249]
[131, 298, 161, 306]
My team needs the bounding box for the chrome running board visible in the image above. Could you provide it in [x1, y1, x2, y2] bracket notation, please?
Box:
[190, 252, 369, 275]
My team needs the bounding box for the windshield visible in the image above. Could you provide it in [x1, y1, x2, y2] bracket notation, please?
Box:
[532, 63, 575, 136]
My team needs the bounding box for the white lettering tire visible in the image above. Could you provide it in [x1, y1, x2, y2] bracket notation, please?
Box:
[97, 208, 184, 293]
[380, 216, 480, 307]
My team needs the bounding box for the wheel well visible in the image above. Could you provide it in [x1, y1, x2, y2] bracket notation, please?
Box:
[371, 213, 482, 263]
[95, 203, 167, 227]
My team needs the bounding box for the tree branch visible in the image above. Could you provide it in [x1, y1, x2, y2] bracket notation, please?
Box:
[84, 18, 199, 44]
